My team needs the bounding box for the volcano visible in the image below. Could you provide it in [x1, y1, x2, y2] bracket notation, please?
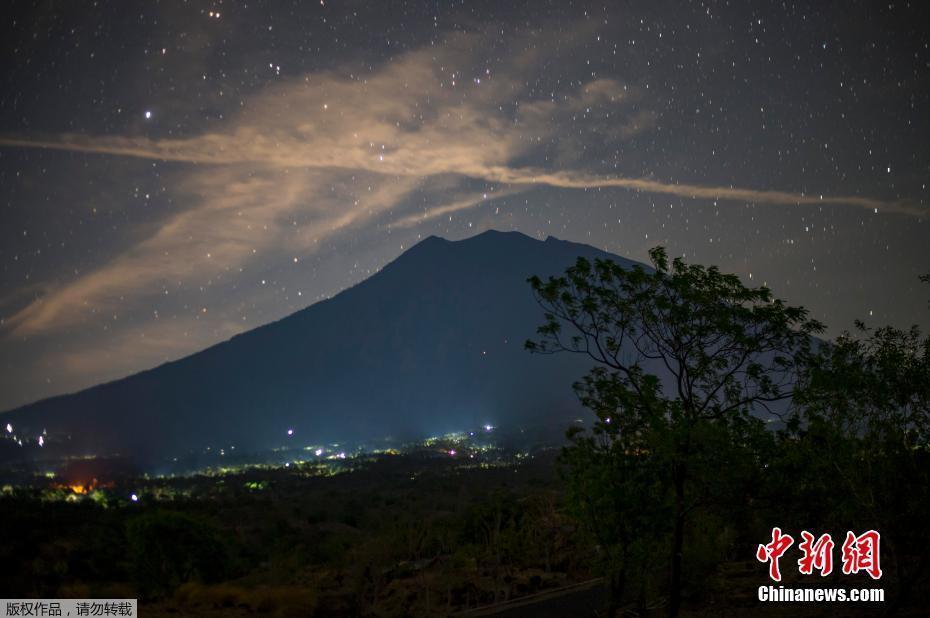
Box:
[0, 231, 644, 463]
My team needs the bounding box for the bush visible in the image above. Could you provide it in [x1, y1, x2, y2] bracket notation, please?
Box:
[126, 511, 229, 599]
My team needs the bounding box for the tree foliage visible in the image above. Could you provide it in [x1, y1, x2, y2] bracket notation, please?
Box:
[527, 247, 822, 616]
[785, 318, 930, 613]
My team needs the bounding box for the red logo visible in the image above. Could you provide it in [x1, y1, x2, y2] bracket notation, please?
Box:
[757, 528, 881, 581]
[841, 530, 882, 580]
[798, 531, 834, 576]
[756, 527, 794, 582]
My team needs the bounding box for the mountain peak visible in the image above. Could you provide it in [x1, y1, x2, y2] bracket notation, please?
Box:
[415, 229, 539, 249]
[2, 229, 643, 466]
[457, 229, 536, 242]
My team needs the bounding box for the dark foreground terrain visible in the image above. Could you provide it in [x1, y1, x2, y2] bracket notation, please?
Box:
[1, 445, 923, 617]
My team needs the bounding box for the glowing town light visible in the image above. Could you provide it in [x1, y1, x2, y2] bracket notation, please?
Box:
[144, 110, 152, 119]
[449, 449, 456, 456]
[287, 428, 294, 436]
[5, 423, 11, 433]
[484, 424, 493, 432]
[315, 448, 323, 456]
[38, 436, 44, 447]
[337, 452, 346, 459]
[130, 493, 139, 502]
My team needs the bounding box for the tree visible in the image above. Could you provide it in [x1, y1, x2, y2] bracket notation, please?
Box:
[558, 418, 668, 616]
[527, 247, 821, 616]
[790, 315, 930, 614]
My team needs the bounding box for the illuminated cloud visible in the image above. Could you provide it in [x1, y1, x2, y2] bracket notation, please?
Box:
[0, 31, 911, 343]
[388, 187, 525, 229]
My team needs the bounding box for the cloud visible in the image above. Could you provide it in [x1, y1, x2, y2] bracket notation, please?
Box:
[476, 167, 914, 213]
[388, 187, 525, 229]
[0, 31, 912, 340]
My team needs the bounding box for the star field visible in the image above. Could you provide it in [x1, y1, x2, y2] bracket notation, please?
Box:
[0, 0, 928, 411]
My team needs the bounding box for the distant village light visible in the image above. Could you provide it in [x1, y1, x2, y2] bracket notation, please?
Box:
[5, 423, 11, 433]
[130, 493, 138, 502]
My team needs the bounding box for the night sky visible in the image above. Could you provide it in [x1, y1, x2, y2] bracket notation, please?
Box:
[0, 0, 928, 412]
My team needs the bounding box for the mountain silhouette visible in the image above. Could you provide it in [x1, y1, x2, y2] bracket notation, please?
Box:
[1, 231, 643, 463]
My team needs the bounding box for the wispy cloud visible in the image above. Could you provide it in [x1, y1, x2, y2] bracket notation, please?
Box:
[0, 31, 911, 341]
[1, 128, 908, 214]
[388, 187, 525, 229]
[477, 167, 912, 214]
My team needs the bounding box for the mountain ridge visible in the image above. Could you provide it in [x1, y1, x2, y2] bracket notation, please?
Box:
[1, 230, 642, 464]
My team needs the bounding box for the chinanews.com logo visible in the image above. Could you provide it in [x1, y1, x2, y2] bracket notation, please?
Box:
[755, 527, 885, 603]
